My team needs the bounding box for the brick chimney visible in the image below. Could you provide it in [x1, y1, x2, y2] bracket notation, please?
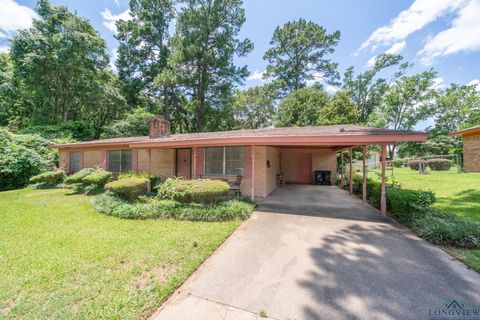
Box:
[149, 116, 171, 138]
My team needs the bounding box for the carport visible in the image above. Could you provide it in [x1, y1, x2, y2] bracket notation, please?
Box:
[254, 126, 427, 216]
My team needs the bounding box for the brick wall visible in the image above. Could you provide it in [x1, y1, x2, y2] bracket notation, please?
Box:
[84, 150, 103, 169]
[464, 133, 480, 172]
[137, 148, 175, 180]
[200, 146, 273, 197]
[280, 148, 336, 184]
[59, 151, 68, 171]
[265, 147, 280, 196]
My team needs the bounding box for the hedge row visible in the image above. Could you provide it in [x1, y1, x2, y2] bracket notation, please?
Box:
[408, 159, 453, 171]
[91, 192, 254, 221]
[105, 177, 148, 201]
[29, 170, 65, 184]
[345, 174, 479, 249]
[156, 178, 230, 204]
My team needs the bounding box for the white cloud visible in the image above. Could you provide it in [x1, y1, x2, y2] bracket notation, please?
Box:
[247, 70, 265, 82]
[418, 0, 480, 65]
[432, 77, 446, 89]
[355, 0, 466, 55]
[101, 8, 130, 33]
[468, 79, 480, 91]
[325, 85, 339, 95]
[366, 56, 377, 67]
[0, 0, 37, 38]
[366, 41, 406, 67]
[110, 47, 118, 72]
[386, 41, 406, 55]
[0, 45, 10, 53]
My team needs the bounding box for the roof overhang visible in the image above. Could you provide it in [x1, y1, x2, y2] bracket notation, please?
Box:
[128, 133, 428, 148]
[449, 126, 480, 137]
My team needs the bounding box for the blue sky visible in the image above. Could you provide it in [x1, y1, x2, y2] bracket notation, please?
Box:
[1, 0, 479, 92]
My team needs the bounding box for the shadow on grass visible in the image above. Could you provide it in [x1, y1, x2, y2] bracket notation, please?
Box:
[436, 189, 480, 221]
[63, 184, 105, 196]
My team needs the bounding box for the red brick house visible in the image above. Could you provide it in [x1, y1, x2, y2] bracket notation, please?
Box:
[450, 126, 480, 172]
[51, 116, 427, 215]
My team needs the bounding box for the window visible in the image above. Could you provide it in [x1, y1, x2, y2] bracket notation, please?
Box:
[204, 147, 244, 176]
[69, 151, 80, 173]
[108, 150, 132, 173]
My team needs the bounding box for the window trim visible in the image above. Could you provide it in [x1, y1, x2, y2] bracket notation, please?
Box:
[203, 146, 245, 176]
[107, 149, 132, 173]
[69, 151, 81, 173]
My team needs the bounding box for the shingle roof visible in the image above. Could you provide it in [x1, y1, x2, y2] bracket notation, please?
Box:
[51, 125, 425, 148]
[50, 136, 149, 148]
[449, 125, 480, 137]
[147, 125, 421, 142]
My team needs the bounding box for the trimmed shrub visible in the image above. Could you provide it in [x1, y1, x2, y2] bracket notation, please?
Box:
[408, 159, 426, 171]
[29, 170, 65, 184]
[105, 177, 148, 200]
[117, 171, 160, 188]
[64, 168, 96, 184]
[386, 185, 436, 226]
[427, 158, 452, 171]
[412, 213, 480, 248]
[91, 192, 255, 221]
[157, 178, 230, 203]
[81, 171, 112, 186]
[393, 159, 404, 168]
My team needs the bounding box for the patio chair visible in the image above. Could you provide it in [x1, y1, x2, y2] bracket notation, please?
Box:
[229, 175, 242, 198]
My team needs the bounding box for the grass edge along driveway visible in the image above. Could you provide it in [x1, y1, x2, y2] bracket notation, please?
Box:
[369, 167, 480, 272]
[0, 188, 242, 319]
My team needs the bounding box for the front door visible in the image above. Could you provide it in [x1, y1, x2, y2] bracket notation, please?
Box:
[296, 153, 312, 184]
[176, 149, 191, 179]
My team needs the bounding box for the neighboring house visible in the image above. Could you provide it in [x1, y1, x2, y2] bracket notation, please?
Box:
[367, 151, 380, 169]
[450, 126, 480, 172]
[51, 116, 427, 201]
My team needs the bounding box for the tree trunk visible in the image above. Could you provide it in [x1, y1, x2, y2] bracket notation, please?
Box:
[163, 85, 170, 121]
[389, 143, 397, 160]
[196, 68, 207, 132]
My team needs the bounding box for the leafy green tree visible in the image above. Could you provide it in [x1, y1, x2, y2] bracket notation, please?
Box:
[397, 135, 461, 158]
[101, 108, 156, 138]
[232, 86, 275, 129]
[380, 69, 437, 158]
[0, 128, 54, 190]
[0, 54, 21, 127]
[342, 54, 408, 123]
[264, 19, 340, 95]
[10, 0, 110, 125]
[276, 87, 329, 127]
[434, 83, 480, 134]
[169, 0, 253, 132]
[116, 0, 174, 114]
[318, 90, 358, 125]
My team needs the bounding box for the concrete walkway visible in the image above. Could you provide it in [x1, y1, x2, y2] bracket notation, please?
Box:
[151, 185, 480, 320]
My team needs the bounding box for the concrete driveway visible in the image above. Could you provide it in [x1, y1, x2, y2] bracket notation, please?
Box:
[152, 185, 480, 320]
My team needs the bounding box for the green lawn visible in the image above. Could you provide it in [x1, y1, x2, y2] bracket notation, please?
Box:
[0, 188, 241, 319]
[370, 167, 480, 222]
[368, 166, 480, 272]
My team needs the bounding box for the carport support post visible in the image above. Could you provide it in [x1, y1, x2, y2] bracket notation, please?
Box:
[251, 145, 255, 201]
[381, 144, 387, 216]
[349, 148, 353, 195]
[362, 145, 367, 203]
[339, 152, 343, 186]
